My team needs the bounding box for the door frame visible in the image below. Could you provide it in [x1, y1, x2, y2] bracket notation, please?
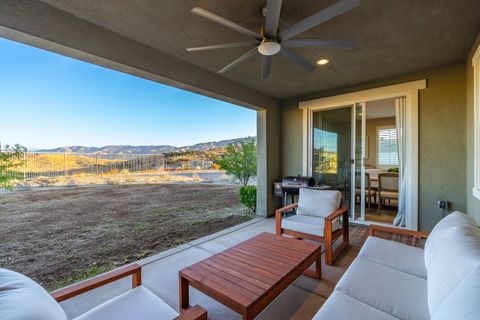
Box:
[299, 80, 426, 230]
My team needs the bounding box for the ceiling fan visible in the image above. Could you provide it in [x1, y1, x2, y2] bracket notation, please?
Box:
[186, 0, 360, 79]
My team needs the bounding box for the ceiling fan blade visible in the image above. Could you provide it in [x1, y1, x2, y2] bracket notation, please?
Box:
[261, 55, 272, 80]
[280, 48, 315, 71]
[186, 42, 258, 52]
[218, 47, 258, 74]
[282, 39, 355, 49]
[265, 0, 283, 38]
[191, 7, 262, 40]
[279, 0, 361, 41]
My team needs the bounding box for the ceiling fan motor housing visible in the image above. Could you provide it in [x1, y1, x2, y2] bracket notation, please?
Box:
[258, 40, 281, 56]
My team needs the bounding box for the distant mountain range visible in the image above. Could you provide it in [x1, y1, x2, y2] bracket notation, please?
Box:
[34, 137, 254, 154]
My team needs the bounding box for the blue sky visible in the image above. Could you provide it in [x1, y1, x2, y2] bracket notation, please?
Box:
[0, 38, 256, 149]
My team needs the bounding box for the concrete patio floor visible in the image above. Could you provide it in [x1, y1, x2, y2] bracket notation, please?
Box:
[59, 217, 364, 320]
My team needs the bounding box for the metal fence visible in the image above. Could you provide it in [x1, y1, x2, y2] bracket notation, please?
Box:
[8, 152, 215, 181]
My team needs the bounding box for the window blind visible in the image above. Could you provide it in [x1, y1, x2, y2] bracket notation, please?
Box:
[378, 128, 398, 166]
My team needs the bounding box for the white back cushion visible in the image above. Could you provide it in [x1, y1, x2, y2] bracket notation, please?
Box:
[297, 189, 341, 218]
[424, 211, 477, 269]
[431, 266, 480, 320]
[427, 225, 480, 316]
[0, 268, 67, 320]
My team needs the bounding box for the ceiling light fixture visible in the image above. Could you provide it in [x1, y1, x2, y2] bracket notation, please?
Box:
[316, 58, 330, 65]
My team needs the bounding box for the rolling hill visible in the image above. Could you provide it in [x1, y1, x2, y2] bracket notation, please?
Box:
[35, 137, 255, 154]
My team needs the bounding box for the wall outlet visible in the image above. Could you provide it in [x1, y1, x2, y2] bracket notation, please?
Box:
[438, 200, 448, 210]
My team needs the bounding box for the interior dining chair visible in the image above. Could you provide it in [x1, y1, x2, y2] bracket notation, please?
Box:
[378, 172, 399, 212]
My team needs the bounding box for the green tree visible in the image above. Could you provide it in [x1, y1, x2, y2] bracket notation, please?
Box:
[0, 144, 26, 190]
[216, 138, 256, 186]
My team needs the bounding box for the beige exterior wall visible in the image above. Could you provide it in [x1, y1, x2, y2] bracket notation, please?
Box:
[280, 63, 467, 231]
[466, 31, 480, 224]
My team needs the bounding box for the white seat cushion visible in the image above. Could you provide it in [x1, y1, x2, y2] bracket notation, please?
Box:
[0, 268, 67, 320]
[73, 286, 178, 320]
[426, 225, 480, 316]
[379, 191, 398, 198]
[424, 211, 477, 269]
[335, 258, 429, 320]
[281, 214, 340, 237]
[431, 266, 480, 320]
[296, 189, 341, 218]
[312, 291, 398, 320]
[358, 236, 427, 278]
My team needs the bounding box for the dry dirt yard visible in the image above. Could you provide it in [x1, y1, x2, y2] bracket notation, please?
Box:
[0, 183, 253, 291]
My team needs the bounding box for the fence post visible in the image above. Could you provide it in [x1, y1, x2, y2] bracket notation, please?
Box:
[96, 154, 99, 174]
[23, 152, 26, 181]
[64, 152, 67, 177]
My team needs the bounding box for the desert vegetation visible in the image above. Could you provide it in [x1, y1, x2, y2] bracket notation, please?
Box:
[216, 138, 257, 212]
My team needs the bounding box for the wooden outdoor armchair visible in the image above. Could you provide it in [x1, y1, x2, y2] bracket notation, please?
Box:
[275, 189, 349, 266]
[51, 263, 207, 320]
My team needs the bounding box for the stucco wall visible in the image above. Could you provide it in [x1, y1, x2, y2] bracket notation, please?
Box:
[466, 31, 480, 224]
[280, 63, 467, 231]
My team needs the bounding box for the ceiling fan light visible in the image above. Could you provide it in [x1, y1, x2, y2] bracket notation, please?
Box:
[316, 58, 330, 65]
[258, 41, 281, 56]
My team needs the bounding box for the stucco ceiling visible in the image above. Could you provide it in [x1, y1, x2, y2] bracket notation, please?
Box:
[39, 0, 480, 99]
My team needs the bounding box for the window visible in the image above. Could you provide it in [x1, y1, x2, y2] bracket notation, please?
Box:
[473, 43, 480, 199]
[377, 126, 398, 167]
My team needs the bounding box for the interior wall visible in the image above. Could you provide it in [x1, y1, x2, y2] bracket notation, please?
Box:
[466, 31, 480, 224]
[363, 117, 396, 168]
[280, 63, 467, 231]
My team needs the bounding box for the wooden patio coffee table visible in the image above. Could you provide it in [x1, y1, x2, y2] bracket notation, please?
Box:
[179, 232, 321, 320]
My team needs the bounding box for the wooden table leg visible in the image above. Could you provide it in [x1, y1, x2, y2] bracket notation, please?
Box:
[303, 254, 321, 279]
[179, 274, 190, 311]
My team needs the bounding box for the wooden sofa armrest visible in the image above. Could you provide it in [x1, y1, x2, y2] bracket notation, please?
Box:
[174, 305, 208, 320]
[275, 203, 298, 235]
[369, 224, 429, 239]
[51, 263, 142, 302]
[325, 207, 349, 222]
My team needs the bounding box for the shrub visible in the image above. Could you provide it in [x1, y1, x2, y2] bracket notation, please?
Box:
[240, 185, 256, 212]
[0, 144, 26, 190]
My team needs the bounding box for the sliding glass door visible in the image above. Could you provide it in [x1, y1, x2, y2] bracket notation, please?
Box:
[310, 103, 366, 221]
[304, 84, 420, 229]
[311, 106, 352, 209]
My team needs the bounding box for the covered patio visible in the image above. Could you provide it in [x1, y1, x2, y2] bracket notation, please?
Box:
[58, 217, 368, 320]
[1, 0, 480, 319]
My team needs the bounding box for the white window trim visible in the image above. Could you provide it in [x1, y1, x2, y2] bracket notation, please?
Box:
[376, 125, 398, 168]
[299, 79, 426, 230]
[472, 44, 480, 200]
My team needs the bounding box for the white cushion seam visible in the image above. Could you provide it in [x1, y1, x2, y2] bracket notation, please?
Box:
[333, 289, 402, 320]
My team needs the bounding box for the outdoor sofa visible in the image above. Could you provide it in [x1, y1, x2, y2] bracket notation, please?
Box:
[0, 263, 206, 320]
[313, 211, 480, 319]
